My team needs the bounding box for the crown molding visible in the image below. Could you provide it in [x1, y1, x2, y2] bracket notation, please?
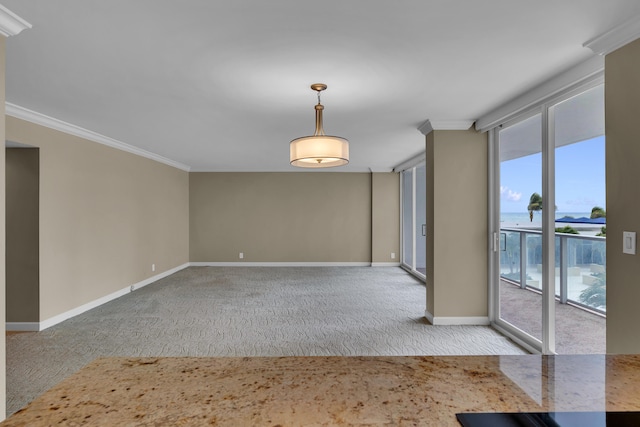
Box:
[417, 119, 474, 135]
[6, 103, 191, 171]
[417, 120, 433, 136]
[392, 151, 425, 172]
[429, 120, 474, 130]
[475, 56, 604, 132]
[0, 5, 31, 37]
[584, 15, 640, 55]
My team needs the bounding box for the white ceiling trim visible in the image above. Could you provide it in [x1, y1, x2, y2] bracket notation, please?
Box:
[0, 4, 31, 37]
[418, 120, 433, 135]
[584, 14, 640, 55]
[417, 120, 434, 136]
[417, 119, 475, 136]
[6, 103, 191, 171]
[398, 119, 474, 171]
[429, 120, 475, 130]
[392, 152, 426, 173]
[475, 55, 604, 132]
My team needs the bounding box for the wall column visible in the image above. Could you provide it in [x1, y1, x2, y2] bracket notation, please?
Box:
[0, 34, 6, 420]
[605, 38, 640, 353]
[371, 172, 400, 266]
[423, 127, 489, 325]
[0, 7, 31, 418]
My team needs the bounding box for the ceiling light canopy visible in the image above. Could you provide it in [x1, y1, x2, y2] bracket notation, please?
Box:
[290, 83, 349, 168]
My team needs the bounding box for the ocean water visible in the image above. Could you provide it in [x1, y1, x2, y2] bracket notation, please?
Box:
[500, 212, 591, 225]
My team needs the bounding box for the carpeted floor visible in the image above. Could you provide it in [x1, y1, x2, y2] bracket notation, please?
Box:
[6, 267, 526, 415]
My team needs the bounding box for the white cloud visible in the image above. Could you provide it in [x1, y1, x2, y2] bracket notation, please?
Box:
[500, 186, 522, 202]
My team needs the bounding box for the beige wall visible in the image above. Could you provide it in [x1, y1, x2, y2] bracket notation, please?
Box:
[426, 132, 435, 315]
[6, 148, 39, 322]
[6, 117, 190, 321]
[426, 129, 488, 319]
[190, 172, 380, 263]
[372, 173, 400, 264]
[0, 35, 6, 419]
[605, 38, 640, 353]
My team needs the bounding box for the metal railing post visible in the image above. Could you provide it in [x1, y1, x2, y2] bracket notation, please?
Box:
[520, 231, 527, 289]
[560, 235, 568, 304]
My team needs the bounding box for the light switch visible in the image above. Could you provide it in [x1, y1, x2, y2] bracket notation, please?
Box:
[623, 231, 636, 255]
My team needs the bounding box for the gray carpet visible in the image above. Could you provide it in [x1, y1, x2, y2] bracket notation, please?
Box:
[6, 267, 526, 415]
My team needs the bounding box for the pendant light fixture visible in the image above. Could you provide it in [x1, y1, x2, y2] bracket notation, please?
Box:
[290, 83, 349, 168]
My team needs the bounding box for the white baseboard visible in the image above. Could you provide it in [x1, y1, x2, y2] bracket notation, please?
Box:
[424, 310, 490, 326]
[38, 263, 190, 331]
[39, 286, 131, 331]
[130, 262, 190, 291]
[6, 322, 39, 332]
[15, 261, 396, 332]
[425, 310, 434, 325]
[190, 262, 372, 267]
[370, 262, 401, 267]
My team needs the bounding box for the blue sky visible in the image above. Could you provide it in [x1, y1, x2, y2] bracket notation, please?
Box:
[500, 135, 605, 214]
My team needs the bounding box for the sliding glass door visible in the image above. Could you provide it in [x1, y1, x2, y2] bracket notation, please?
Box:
[402, 169, 414, 268]
[401, 163, 426, 279]
[497, 113, 543, 344]
[415, 165, 426, 276]
[491, 80, 605, 354]
[550, 84, 606, 354]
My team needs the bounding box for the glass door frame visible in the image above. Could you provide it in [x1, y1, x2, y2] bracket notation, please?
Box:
[400, 162, 426, 282]
[489, 75, 604, 354]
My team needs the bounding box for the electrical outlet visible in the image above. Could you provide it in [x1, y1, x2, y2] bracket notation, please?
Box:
[152, 264, 155, 272]
[391, 252, 396, 259]
[239, 252, 244, 259]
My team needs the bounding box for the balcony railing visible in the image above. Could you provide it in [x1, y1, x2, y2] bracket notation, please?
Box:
[500, 227, 606, 315]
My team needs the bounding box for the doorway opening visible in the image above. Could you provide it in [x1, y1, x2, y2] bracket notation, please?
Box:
[6, 142, 40, 332]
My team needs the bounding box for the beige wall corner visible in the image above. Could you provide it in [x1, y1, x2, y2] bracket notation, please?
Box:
[6, 117, 190, 322]
[371, 173, 400, 264]
[0, 35, 6, 420]
[605, 38, 640, 353]
[6, 148, 39, 322]
[426, 129, 488, 319]
[189, 172, 372, 263]
[425, 132, 435, 316]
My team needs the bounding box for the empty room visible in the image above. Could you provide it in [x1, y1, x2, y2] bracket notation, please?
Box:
[2, 1, 640, 426]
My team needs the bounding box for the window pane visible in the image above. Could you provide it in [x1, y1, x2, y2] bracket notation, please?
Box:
[499, 113, 542, 342]
[415, 165, 426, 275]
[402, 169, 413, 267]
[552, 84, 606, 354]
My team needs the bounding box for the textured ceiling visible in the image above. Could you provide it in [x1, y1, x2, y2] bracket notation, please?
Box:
[3, 1, 640, 171]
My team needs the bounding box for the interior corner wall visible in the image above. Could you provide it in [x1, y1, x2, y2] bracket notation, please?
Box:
[6, 148, 39, 322]
[189, 172, 373, 263]
[371, 172, 400, 264]
[425, 129, 488, 319]
[425, 132, 435, 315]
[605, 38, 640, 353]
[0, 35, 7, 420]
[5, 116, 190, 322]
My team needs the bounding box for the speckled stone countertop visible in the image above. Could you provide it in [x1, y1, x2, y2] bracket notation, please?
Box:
[3, 355, 640, 426]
